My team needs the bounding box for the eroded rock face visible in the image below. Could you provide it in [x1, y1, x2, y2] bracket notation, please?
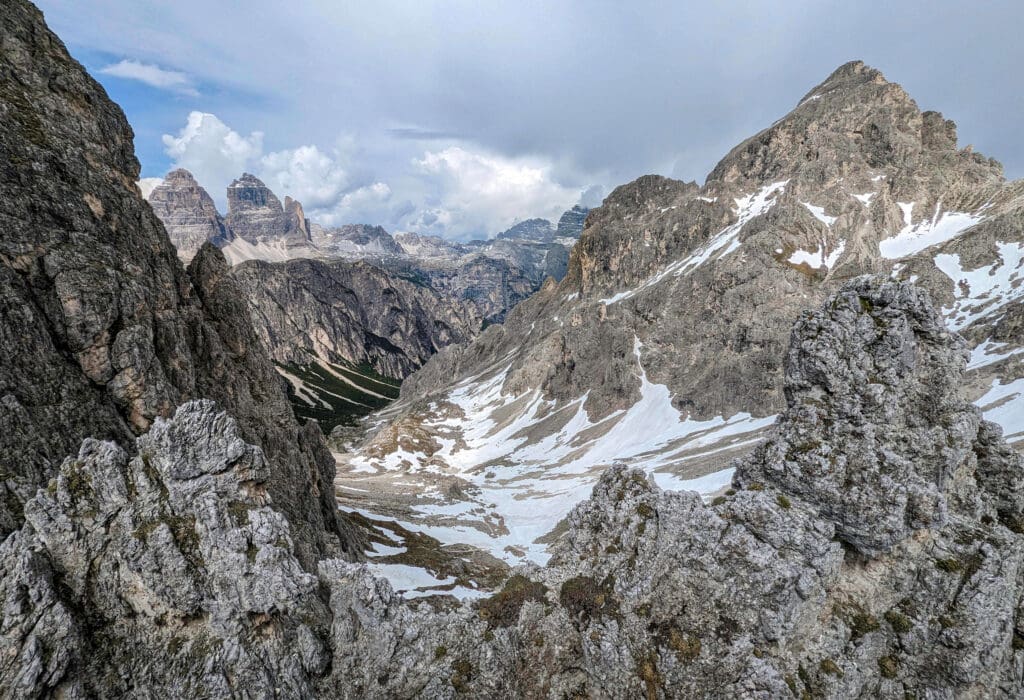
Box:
[311, 223, 404, 257]
[0, 402, 331, 698]
[146, 168, 233, 262]
[227, 257, 481, 378]
[4, 278, 1022, 698]
[225, 173, 290, 245]
[556, 204, 589, 239]
[0, 0, 353, 562]
[735, 278, 978, 555]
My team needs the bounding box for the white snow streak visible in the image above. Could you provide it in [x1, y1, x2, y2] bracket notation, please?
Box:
[934, 241, 1024, 330]
[600, 181, 788, 305]
[879, 202, 984, 259]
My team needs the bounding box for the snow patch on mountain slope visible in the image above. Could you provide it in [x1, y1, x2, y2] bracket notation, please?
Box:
[802, 202, 837, 227]
[338, 338, 774, 565]
[600, 181, 789, 305]
[976, 377, 1024, 444]
[934, 241, 1024, 330]
[788, 240, 846, 270]
[968, 340, 1024, 370]
[879, 202, 984, 259]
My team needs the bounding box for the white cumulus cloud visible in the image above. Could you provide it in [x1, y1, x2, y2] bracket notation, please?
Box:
[137, 177, 164, 200]
[259, 145, 351, 210]
[100, 59, 198, 96]
[162, 112, 264, 205]
[409, 146, 577, 238]
[160, 112, 580, 237]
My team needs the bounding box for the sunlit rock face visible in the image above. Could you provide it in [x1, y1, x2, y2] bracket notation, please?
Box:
[146, 168, 233, 262]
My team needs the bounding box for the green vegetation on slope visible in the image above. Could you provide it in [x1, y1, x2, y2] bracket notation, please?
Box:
[277, 358, 401, 433]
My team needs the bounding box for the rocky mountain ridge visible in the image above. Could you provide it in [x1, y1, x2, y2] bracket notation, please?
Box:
[5, 276, 1024, 697]
[3, 3, 1024, 696]
[148, 169, 587, 321]
[337, 60, 1024, 571]
[226, 256, 480, 431]
[148, 171, 566, 431]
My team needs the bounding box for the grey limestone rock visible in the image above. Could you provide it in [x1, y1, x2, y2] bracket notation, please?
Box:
[3, 276, 1024, 698]
[225, 172, 290, 245]
[227, 256, 481, 379]
[146, 168, 233, 262]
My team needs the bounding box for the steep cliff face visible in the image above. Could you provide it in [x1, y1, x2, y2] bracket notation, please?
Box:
[5, 279, 1023, 698]
[224, 173, 289, 243]
[225, 256, 479, 430]
[146, 168, 233, 262]
[0, 0, 354, 564]
[228, 257, 480, 379]
[556, 204, 589, 238]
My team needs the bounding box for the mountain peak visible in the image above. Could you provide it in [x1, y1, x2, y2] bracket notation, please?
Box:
[229, 172, 268, 189]
[799, 59, 884, 100]
[163, 167, 199, 184]
[705, 60, 991, 187]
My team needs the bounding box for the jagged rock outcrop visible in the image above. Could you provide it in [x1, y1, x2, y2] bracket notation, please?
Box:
[5, 278, 1023, 697]
[146, 168, 233, 262]
[496, 217, 555, 242]
[228, 257, 481, 378]
[311, 223, 404, 257]
[0, 402, 333, 698]
[734, 278, 977, 554]
[325, 278, 1024, 698]
[284, 195, 312, 246]
[0, 0, 354, 563]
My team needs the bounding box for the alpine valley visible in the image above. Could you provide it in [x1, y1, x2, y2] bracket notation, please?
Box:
[2, 1, 1024, 698]
[146, 169, 587, 429]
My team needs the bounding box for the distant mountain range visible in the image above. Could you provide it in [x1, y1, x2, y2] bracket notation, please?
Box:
[145, 168, 589, 429]
[147, 168, 586, 320]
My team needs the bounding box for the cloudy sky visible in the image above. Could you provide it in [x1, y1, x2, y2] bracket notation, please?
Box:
[35, 1, 1024, 240]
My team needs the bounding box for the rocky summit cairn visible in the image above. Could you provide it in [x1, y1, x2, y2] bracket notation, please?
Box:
[4, 275, 1023, 697]
[147, 168, 233, 262]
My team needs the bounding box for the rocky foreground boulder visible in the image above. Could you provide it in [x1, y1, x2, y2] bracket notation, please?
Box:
[4, 277, 1023, 698]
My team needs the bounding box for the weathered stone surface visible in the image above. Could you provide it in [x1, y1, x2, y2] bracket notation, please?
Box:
[556, 204, 589, 239]
[311, 222, 404, 257]
[146, 168, 233, 262]
[224, 172, 289, 245]
[734, 278, 977, 555]
[5, 276, 1024, 697]
[496, 217, 555, 242]
[227, 256, 480, 378]
[0, 402, 331, 698]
